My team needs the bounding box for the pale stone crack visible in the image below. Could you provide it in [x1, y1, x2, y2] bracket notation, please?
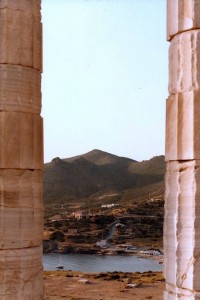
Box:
[191, 31, 197, 90]
[166, 282, 200, 298]
[180, 253, 200, 288]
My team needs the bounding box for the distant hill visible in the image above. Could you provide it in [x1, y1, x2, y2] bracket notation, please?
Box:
[44, 150, 165, 214]
[64, 149, 137, 166]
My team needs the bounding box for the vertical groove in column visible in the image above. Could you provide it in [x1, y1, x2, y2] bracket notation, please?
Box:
[165, 1, 200, 299]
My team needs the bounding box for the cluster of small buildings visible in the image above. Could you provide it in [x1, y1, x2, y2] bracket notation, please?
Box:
[101, 203, 118, 208]
[139, 249, 163, 256]
[72, 210, 89, 219]
[48, 210, 89, 222]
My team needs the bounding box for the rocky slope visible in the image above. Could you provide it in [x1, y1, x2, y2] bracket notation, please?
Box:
[44, 150, 165, 216]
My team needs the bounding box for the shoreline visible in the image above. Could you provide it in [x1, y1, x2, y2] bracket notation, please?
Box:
[44, 246, 163, 263]
[43, 251, 163, 274]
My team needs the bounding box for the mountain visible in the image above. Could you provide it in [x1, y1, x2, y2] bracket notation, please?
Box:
[63, 149, 137, 166]
[44, 150, 165, 214]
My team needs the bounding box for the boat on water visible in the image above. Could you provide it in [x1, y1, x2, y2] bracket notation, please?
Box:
[56, 265, 64, 270]
[56, 252, 64, 270]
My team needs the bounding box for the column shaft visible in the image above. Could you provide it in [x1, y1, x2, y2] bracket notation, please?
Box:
[165, 1, 200, 299]
[0, 1, 43, 299]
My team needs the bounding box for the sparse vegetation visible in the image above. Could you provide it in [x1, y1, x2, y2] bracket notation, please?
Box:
[44, 270, 164, 284]
[43, 150, 165, 251]
[43, 149, 165, 218]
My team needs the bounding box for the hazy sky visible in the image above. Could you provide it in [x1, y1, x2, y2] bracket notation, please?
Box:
[42, 0, 168, 163]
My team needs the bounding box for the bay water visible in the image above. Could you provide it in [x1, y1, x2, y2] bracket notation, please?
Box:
[43, 253, 162, 273]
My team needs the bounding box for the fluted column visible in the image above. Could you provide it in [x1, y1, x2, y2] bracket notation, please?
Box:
[164, 1, 200, 299]
[0, 1, 43, 299]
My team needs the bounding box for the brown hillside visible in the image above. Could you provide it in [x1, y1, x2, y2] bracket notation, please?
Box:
[64, 149, 137, 165]
[43, 150, 165, 214]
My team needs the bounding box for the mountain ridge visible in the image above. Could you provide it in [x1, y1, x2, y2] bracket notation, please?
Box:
[44, 149, 165, 216]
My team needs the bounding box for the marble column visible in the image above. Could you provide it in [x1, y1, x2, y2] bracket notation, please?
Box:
[0, 1, 43, 299]
[164, 1, 200, 299]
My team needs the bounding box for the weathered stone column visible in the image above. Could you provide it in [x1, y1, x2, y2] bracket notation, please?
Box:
[164, 1, 200, 299]
[0, 1, 43, 299]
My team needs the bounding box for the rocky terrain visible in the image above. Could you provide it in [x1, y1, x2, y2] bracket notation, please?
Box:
[44, 149, 165, 216]
[43, 150, 165, 253]
[44, 270, 164, 300]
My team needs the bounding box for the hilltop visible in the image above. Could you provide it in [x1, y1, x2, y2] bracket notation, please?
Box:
[44, 149, 165, 217]
[43, 150, 165, 252]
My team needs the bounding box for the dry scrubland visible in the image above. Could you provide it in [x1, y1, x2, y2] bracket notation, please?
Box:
[44, 151, 165, 299]
[44, 150, 165, 218]
[44, 151, 165, 253]
[44, 270, 164, 300]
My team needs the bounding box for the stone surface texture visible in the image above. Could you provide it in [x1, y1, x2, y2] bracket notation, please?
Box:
[0, 4, 42, 70]
[168, 30, 200, 95]
[165, 1, 200, 299]
[166, 91, 200, 160]
[0, 246, 43, 300]
[0, 65, 41, 113]
[0, 170, 43, 249]
[167, 0, 200, 41]
[0, 1, 43, 299]
[0, 112, 43, 169]
[164, 161, 200, 290]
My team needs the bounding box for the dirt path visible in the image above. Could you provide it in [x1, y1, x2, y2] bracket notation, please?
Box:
[44, 271, 164, 300]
